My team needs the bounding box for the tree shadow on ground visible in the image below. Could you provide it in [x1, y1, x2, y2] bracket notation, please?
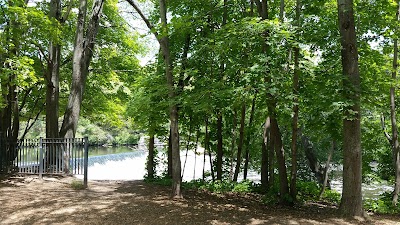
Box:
[0, 178, 399, 225]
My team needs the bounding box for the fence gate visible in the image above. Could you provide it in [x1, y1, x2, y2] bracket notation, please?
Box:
[0, 137, 88, 187]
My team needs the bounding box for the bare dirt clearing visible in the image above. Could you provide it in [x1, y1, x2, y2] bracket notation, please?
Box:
[0, 176, 399, 225]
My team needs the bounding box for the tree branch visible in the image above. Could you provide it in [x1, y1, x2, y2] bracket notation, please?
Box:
[381, 114, 393, 145]
[125, 0, 160, 42]
[61, 0, 74, 23]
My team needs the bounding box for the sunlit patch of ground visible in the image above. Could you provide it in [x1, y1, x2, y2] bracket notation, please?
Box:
[0, 176, 399, 225]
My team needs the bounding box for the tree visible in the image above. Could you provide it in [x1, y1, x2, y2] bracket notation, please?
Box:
[126, 0, 182, 198]
[390, 0, 400, 206]
[289, 0, 301, 201]
[46, 0, 72, 139]
[59, 0, 105, 138]
[337, 0, 363, 217]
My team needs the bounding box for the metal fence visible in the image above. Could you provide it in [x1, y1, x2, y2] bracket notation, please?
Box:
[0, 137, 88, 186]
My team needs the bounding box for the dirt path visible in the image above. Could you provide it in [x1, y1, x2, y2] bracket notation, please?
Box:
[0, 176, 399, 225]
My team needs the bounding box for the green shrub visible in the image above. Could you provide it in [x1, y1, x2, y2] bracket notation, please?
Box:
[70, 180, 86, 190]
[232, 180, 253, 193]
[296, 181, 320, 202]
[321, 189, 341, 204]
[364, 192, 400, 214]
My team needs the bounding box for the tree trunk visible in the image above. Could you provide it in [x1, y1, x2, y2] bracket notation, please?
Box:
[229, 110, 238, 181]
[270, 114, 290, 204]
[59, 0, 104, 138]
[319, 141, 335, 199]
[290, 0, 301, 201]
[244, 93, 256, 180]
[337, 0, 363, 217]
[167, 129, 173, 178]
[46, 0, 61, 139]
[268, 123, 275, 187]
[256, 0, 289, 204]
[193, 129, 200, 180]
[157, 0, 182, 198]
[205, 117, 215, 182]
[216, 112, 223, 180]
[233, 102, 246, 182]
[147, 134, 155, 179]
[391, 0, 400, 206]
[261, 116, 271, 192]
[0, 3, 21, 170]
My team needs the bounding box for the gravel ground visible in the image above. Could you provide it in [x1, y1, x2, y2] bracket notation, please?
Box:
[0, 176, 399, 225]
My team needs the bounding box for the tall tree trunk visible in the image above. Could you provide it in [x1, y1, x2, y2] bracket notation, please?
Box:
[215, 0, 228, 181]
[46, 0, 72, 139]
[243, 93, 256, 180]
[255, 0, 290, 204]
[59, 0, 104, 138]
[229, 110, 238, 181]
[158, 0, 182, 198]
[337, 0, 363, 217]
[147, 133, 155, 179]
[216, 112, 223, 180]
[290, 0, 301, 201]
[391, 0, 400, 206]
[233, 102, 246, 182]
[261, 116, 271, 192]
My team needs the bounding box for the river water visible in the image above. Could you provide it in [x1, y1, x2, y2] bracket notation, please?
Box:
[76, 145, 393, 199]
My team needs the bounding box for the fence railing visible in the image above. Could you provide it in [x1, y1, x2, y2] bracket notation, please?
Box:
[0, 137, 88, 187]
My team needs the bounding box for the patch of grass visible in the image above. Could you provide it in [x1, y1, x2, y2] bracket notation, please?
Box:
[70, 180, 86, 190]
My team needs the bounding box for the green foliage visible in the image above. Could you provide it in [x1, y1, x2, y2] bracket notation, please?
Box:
[76, 118, 139, 145]
[296, 181, 320, 202]
[146, 177, 256, 194]
[321, 190, 341, 204]
[364, 192, 400, 214]
[296, 181, 341, 204]
[70, 180, 86, 190]
[191, 180, 255, 194]
[144, 176, 173, 186]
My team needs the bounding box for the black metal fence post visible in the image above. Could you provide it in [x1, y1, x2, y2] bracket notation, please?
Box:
[39, 137, 44, 179]
[83, 136, 89, 188]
